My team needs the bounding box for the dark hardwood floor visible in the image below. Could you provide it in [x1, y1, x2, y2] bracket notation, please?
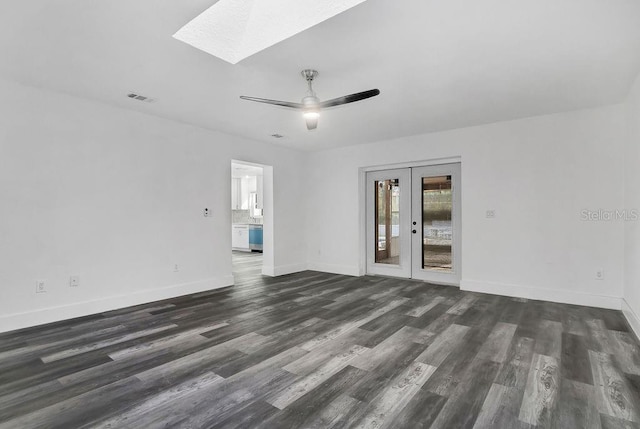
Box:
[1, 252, 639, 428]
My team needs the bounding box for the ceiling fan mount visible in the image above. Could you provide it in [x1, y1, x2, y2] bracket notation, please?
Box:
[240, 69, 380, 130]
[301, 69, 319, 82]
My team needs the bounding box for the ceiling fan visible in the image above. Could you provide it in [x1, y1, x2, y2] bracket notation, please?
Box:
[240, 70, 380, 130]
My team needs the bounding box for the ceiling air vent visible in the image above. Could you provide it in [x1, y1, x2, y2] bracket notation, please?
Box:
[127, 93, 155, 103]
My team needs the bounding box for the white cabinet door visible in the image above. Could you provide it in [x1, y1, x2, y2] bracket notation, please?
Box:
[232, 225, 249, 250]
[231, 226, 240, 247]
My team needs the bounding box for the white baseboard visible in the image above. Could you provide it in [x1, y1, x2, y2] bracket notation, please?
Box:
[307, 262, 360, 277]
[622, 298, 640, 341]
[262, 263, 307, 277]
[0, 275, 234, 334]
[461, 279, 622, 310]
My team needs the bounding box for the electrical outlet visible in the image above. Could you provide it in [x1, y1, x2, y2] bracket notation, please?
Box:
[595, 268, 604, 280]
[173, 264, 179, 272]
[35, 280, 47, 293]
[486, 210, 496, 219]
[203, 208, 210, 217]
[69, 275, 80, 287]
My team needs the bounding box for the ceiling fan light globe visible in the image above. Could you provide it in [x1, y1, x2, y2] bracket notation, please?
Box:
[303, 111, 320, 120]
[303, 111, 319, 130]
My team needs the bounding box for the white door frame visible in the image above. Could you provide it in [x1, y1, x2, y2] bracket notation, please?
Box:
[359, 157, 462, 285]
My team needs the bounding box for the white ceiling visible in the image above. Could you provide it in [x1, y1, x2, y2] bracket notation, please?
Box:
[1, 0, 639, 151]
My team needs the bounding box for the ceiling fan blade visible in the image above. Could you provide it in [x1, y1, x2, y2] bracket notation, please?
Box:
[318, 89, 380, 109]
[240, 96, 304, 110]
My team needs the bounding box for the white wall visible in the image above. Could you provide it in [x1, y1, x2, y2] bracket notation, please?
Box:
[0, 78, 307, 332]
[624, 75, 640, 336]
[307, 105, 627, 309]
[1, 74, 635, 333]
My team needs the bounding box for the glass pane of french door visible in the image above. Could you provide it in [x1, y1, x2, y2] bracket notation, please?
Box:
[375, 179, 400, 265]
[421, 175, 453, 271]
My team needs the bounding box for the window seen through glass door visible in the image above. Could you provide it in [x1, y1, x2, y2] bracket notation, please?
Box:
[422, 176, 453, 271]
[375, 179, 401, 265]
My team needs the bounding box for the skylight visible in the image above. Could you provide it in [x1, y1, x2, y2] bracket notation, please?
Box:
[173, 0, 369, 64]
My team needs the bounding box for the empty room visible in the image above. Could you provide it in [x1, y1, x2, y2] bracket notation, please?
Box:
[1, 0, 640, 428]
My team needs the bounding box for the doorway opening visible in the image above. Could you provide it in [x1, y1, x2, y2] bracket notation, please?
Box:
[365, 163, 461, 285]
[231, 160, 272, 278]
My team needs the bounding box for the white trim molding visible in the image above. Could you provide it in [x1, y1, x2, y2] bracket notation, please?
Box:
[461, 279, 622, 310]
[622, 298, 640, 341]
[0, 275, 234, 334]
[360, 156, 463, 173]
[307, 262, 360, 277]
[262, 263, 308, 277]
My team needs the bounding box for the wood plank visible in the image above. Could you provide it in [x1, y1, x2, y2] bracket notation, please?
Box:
[299, 298, 409, 351]
[303, 394, 362, 429]
[607, 331, 640, 376]
[534, 320, 563, 360]
[258, 366, 368, 428]
[475, 322, 518, 363]
[428, 359, 502, 428]
[346, 343, 425, 403]
[389, 389, 448, 429]
[600, 415, 640, 429]
[446, 294, 477, 315]
[406, 296, 444, 317]
[40, 324, 177, 363]
[267, 344, 369, 410]
[494, 336, 535, 389]
[414, 324, 470, 366]
[473, 383, 515, 429]
[562, 332, 594, 385]
[351, 362, 437, 428]
[551, 379, 601, 429]
[590, 350, 639, 422]
[518, 353, 560, 426]
[91, 372, 224, 428]
[350, 326, 424, 371]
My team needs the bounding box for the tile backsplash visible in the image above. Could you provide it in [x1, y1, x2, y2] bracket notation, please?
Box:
[232, 210, 263, 224]
[232, 210, 249, 224]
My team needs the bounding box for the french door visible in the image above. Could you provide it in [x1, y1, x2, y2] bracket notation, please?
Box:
[365, 163, 461, 285]
[366, 169, 412, 278]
